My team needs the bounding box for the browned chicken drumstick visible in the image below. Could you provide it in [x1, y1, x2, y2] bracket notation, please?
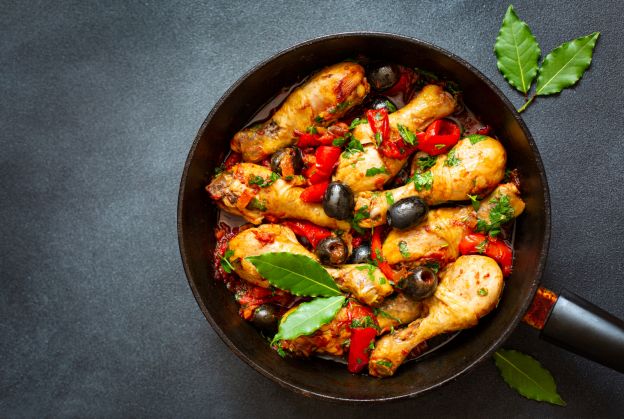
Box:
[354, 135, 507, 228]
[231, 62, 370, 162]
[207, 163, 350, 230]
[369, 255, 504, 377]
[333, 84, 456, 192]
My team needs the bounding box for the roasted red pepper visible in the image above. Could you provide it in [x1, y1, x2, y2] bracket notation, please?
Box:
[346, 301, 378, 373]
[303, 146, 341, 184]
[348, 327, 377, 373]
[299, 181, 329, 204]
[378, 131, 423, 159]
[418, 119, 461, 156]
[282, 219, 332, 248]
[459, 233, 513, 276]
[371, 226, 394, 281]
[366, 108, 390, 145]
[384, 67, 414, 99]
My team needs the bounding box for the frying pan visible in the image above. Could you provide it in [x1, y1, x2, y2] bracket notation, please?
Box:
[177, 33, 624, 402]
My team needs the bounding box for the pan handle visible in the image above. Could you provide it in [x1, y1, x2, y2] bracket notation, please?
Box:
[539, 289, 624, 373]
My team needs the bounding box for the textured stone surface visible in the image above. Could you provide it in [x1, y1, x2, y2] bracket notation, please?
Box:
[1, 0, 623, 417]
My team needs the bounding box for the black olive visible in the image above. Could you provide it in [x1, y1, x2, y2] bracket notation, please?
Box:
[316, 236, 348, 266]
[370, 96, 398, 113]
[387, 197, 428, 230]
[368, 63, 400, 91]
[398, 267, 438, 301]
[251, 304, 278, 334]
[323, 182, 354, 220]
[350, 243, 372, 264]
[270, 147, 303, 176]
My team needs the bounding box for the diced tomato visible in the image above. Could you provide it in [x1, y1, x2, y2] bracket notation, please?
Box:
[459, 233, 513, 276]
[223, 152, 242, 170]
[295, 131, 321, 147]
[418, 119, 461, 156]
[299, 181, 329, 203]
[371, 226, 394, 281]
[282, 219, 332, 248]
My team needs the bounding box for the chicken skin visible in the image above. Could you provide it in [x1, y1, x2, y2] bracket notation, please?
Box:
[354, 136, 506, 228]
[333, 85, 456, 192]
[231, 62, 370, 162]
[226, 224, 394, 306]
[369, 255, 504, 377]
[382, 182, 525, 266]
[207, 163, 350, 230]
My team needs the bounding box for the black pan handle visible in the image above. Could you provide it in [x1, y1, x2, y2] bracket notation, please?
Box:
[540, 289, 624, 373]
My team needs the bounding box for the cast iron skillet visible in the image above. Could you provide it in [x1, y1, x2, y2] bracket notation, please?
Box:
[177, 33, 621, 402]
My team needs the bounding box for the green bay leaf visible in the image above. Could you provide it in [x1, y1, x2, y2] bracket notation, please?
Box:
[536, 32, 600, 96]
[246, 252, 341, 297]
[494, 5, 541, 94]
[494, 349, 566, 406]
[274, 296, 345, 341]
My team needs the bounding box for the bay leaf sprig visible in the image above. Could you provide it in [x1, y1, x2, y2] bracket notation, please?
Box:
[494, 5, 600, 112]
[272, 295, 345, 342]
[247, 252, 346, 345]
[494, 349, 566, 406]
[247, 252, 341, 297]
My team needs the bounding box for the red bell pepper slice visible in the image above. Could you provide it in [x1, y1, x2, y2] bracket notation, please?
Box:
[303, 146, 341, 184]
[282, 219, 332, 248]
[459, 233, 513, 276]
[347, 327, 377, 373]
[299, 181, 329, 204]
[418, 119, 461, 156]
[378, 131, 423, 159]
[384, 67, 414, 98]
[295, 131, 321, 148]
[371, 226, 394, 281]
[366, 109, 390, 145]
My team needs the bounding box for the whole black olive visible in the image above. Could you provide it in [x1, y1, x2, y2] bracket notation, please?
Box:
[368, 63, 400, 91]
[316, 236, 349, 266]
[270, 147, 303, 176]
[350, 243, 372, 264]
[323, 182, 354, 220]
[370, 96, 398, 113]
[398, 267, 438, 301]
[251, 304, 278, 334]
[387, 197, 429, 230]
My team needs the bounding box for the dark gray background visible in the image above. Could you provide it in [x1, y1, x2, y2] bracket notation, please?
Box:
[2, 0, 623, 417]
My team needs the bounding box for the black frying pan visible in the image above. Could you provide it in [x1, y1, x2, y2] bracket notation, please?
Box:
[177, 33, 624, 402]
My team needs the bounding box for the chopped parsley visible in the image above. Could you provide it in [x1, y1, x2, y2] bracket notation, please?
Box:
[247, 197, 267, 211]
[434, 144, 446, 150]
[475, 239, 488, 254]
[385, 192, 394, 206]
[220, 249, 235, 273]
[343, 136, 365, 158]
[478, 288, 489, 296]
[411, 171, 433, 191]
[351, 205, 370, 234]
[374, 132, 382, 146]
[332, 136, 346, 147]
[356, 264, 377, 283]
[476, 195, 515, 237]
[351, 315, 377, 329]
[467, 134, 488, 145]
[214, 164, 225, 176]
[248, 172, 279, 187]
[366, 167, 388, 177]
[314, 115, 324, 123]
[397, 124, 417, 145]
[349, 117, 367, 130]
[398, 241, 410, 258]
[329, 100, 351, 114]
[467, 194, 481, 211]
[444, 148, 461, 167]
[306, 126, 318, 134]
[373, 308, 402, 323]
[416, 155, 437, 172]
[375, 360, 393, 368]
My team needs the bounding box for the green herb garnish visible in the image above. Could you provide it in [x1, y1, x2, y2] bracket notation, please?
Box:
[411, 171, 433, 191]
[398, 241, 410, 258]
[385, 192, 394, 206]
[397, 124, 417, 145]
[445, 148, 461, 167]
[416, 155, 437, 172]
[349, 117, 367, 130]
[467, 194, 481, 211]
[467, 134, 489, 145]
[476, 195, 515, 237]
[366, 167, 387, 177]
[220, 249, 235, 273]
